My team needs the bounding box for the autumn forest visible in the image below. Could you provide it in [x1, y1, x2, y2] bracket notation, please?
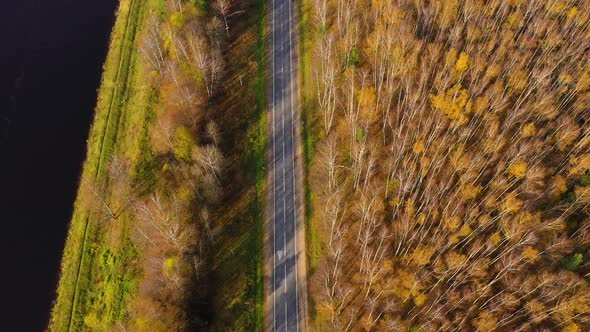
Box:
[43, 0, 590, 330]
[307, 0, 590, 331]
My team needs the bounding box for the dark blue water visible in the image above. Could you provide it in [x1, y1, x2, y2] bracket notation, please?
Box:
[0, 1, 117, 330]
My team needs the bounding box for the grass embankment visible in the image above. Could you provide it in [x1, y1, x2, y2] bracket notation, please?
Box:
[50, 0, 157, 330]
[298, 0, 321, 323]
[299, 0, 320, 272]
[208, 0, 267, 330]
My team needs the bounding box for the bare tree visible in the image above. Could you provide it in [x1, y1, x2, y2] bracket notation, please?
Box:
[206, 121, 221, 146]
[213, 0, 232, 38]
[140, 15, 166, 71]
[135, 193, 196, 253]
[192, 144, 224, 183]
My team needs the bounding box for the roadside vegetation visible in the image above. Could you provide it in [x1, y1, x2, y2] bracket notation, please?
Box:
[50, 0, 267, 330]
[299, 0, 321, 274]
[305, 0, 590, 330]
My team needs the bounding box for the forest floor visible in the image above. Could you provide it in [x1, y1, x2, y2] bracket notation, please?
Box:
[206, 0, 268, 329]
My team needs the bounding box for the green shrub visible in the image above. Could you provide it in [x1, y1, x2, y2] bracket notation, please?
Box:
[560, 253, 583, 271]
[173, 126, 195, 163]
[348, 48, 360, 66]
[356, 129, 367, 142]
[580, 171, 590, 186]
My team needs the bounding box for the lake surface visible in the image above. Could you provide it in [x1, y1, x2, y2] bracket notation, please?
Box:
[0, 0, 117, 329]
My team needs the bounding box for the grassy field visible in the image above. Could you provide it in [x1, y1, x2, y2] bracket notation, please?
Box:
[49, 0, 157, 330]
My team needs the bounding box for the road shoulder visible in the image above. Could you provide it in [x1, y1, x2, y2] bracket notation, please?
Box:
[291, 0, 310, 329]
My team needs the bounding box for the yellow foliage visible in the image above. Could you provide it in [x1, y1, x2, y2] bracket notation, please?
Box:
[450, 146, 470, 171]
[449, 234, 460, 245]
[473, 310, 498, 332]
[414, 293, 427, 306]
[556, 122, 580, 151]
[507, 0, 526, 6]
[445, 48, 458, 69]
[445, 252, 466, 270]
[170, 12, 186, 28]
[506, 9, 523, 30]
[457, 224, 472, 238]
[420, 156, 431, 177]
[536, 96, 560, 119]
[358, 87, 377, 122]
[358, 87, 377, 110]
[546, 0, 569, 16]
[436, 0, 459, 29]
[411, 245, 435, 266]
[478, 214, 491, 226]
[162, 32, 177, 60]
[522, 246, 540, 262]
[516, 211, 541, 228]
[507, 160, 528, 178]
[467, 25, 482, 43]
[417, 213, 427, 225]
[413, 140, 425, 154]
[488, 232, 502, 246]
[469, 258, 490, 279]
[484, 194, 499, 209]
[316, 301, 335, 325]
[526, 299, 548, 323]
[473, 96, 489, 115]
[563, 323, 581, 332]
[163, 256, 178, 277]
[508, 69, 528, 93]
[405, 198, 416, 217]
[430, 84, 471, 125]
[389, 197, 401, 207]
[455, 52, 469, 74]
[391, 269, 423, 301]
[444, 216, 461, 231]
[484, 63, 501, 81]
[521, 123, 537, 138]
[559, 72, 573, 85]
[576, 71, 590, 92]
[579, 136, 590, 150]
[574, 185, 590, 203]
[461, 184, 482, 201]
[570, 154, 590, 175]
[451, 223, 472, 244]
[551, 175, 568, 196]
[553, 294, 590, 323]
[503, 193, 523, 214]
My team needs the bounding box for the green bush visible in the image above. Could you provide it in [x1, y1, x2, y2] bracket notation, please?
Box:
[173, 126, 195, 163]
[580, 171, 590, 186]
[560, 253, 583, 271]
[348, 48, 360, 66]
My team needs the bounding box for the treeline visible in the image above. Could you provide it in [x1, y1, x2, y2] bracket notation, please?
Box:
[81, 0, 238, 330]
[309, 0, 590, 331]
[124, 0, 229, 329]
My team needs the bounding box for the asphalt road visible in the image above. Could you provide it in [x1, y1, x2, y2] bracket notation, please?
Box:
[270, 0, 301, 330]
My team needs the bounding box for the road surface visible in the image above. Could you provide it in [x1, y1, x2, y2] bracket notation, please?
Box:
[269, 0, 304, 330]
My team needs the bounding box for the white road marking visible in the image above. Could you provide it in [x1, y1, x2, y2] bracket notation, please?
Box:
[271, 0, 301, 330]
[271, 0, 276, 329]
